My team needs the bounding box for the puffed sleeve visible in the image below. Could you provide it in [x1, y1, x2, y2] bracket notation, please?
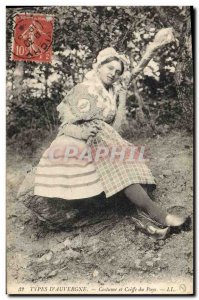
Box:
[63, 124, 84, 139]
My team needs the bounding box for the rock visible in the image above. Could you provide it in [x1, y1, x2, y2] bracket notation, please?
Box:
[71, 235, 83, 249]
[167, 205, 190, 220]
[135, 259, 141, 268]
[52, 259, 60, 266]
[108, 256, 115, 263]
[38, 269, 49, 278]
[53, 258, 63, 266]
[45, 252, 53, 261]
[93, 269, 99, 277]
[98, 279, 105, 285]
[145, 261, 154, 267]
[65, 249, 81, 260]
[62, 276, 68, 281]
[116, 269, 125, 275]
[154, 257, 161, 261]
[51, 243, 66, 253]
[163, 170, 172, 177]
[38, 251, 53, 263]
[145, 252, 153, 259]
[48, 270, 58, 278]
[17, 168, 36, 198]
[87, 237, 100, 247]
[131, 225, 136, 231]
[63, 238, 72, 248]
[66, 209, 79, 220]
[158, 240, 165, 247]
[184, 145, 190, 149]
[185, 251, 192, 258]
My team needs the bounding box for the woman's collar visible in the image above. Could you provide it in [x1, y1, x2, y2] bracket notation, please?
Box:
[84, 70, 115, 98]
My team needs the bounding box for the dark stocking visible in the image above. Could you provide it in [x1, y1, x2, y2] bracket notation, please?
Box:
[124, 184, 168, 226]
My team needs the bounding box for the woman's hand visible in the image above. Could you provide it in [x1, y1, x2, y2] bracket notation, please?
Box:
[118, 86, 128, 105]
[81, 123, 101, 140]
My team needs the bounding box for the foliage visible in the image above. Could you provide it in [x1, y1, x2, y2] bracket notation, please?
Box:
[6, 6, 193, 151]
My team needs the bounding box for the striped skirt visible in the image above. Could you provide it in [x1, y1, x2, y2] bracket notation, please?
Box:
[34, 135, 104, 200]
[34, 124, 156, 200]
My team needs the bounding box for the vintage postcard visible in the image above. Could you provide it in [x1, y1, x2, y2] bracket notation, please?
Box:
[6, 6, 194, 295]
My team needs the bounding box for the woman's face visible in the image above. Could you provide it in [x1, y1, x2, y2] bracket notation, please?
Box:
[97, 60, 122, 87]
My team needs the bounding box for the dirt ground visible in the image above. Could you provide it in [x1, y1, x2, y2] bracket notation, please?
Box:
[6, 129, 194, 294]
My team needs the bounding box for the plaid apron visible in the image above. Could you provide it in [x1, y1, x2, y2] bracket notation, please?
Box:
[88, 121, 156, 197]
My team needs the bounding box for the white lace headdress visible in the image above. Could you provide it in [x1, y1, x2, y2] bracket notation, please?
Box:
[84, 47, 130, 83]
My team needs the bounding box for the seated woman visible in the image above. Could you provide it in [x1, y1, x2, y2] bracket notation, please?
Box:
[31, 47, 186, 239]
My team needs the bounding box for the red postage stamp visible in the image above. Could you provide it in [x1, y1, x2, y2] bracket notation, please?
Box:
[11, 13, 54, 63]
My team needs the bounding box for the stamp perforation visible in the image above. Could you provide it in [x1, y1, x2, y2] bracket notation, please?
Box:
[10, 13, 54, 63]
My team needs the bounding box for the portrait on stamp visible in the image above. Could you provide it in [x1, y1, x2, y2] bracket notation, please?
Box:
[6, 6, 194, 295]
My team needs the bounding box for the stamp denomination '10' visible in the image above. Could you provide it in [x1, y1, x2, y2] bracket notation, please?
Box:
[11, 13, 53, 63]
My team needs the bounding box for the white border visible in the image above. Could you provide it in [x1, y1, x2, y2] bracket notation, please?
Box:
[1, 2, 198, 299]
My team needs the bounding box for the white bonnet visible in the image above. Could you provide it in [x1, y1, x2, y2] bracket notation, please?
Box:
[85, 47, 130, 81]
[93, 47, 130, 70]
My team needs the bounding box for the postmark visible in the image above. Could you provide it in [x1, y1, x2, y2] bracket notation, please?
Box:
[11, 13, 54, 63]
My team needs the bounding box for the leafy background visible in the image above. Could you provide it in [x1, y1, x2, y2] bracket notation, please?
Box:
[6, 6, 193, 153]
